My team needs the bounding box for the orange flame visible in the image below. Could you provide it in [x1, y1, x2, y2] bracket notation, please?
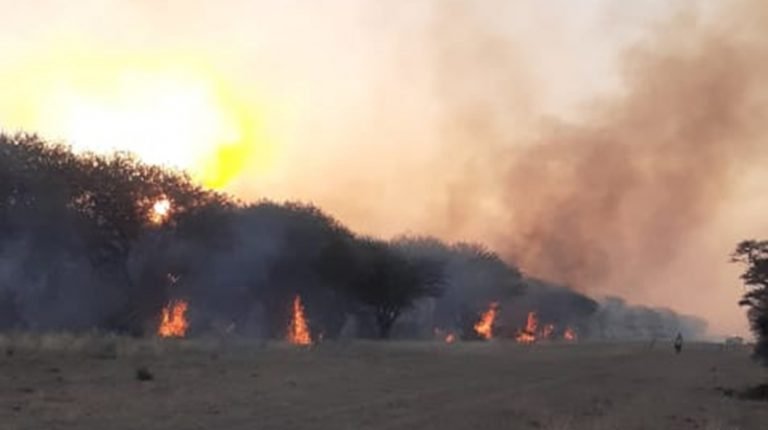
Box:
[516, 311, 538, 344]
[158, 299, 189, 338]
[434, 328, 456, 343]
[288, 295, 312, 346]
[474, 302, 499, 340]
[564, 327, 577, 341]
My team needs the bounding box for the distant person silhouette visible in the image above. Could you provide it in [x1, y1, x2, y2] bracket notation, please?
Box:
[674, 333, 683, 354]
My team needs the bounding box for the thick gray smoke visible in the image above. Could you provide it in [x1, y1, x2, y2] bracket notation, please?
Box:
[204, 1, 768, 336]
[426, 0, 768, 289]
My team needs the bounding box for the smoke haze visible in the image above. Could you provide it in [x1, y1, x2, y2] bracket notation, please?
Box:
[1, 1, 767, 336]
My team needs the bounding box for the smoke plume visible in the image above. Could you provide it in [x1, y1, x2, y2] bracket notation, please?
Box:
[265, 0, 767, 336]
[2, 1, 767, 335]
[413, 1, 768, 336]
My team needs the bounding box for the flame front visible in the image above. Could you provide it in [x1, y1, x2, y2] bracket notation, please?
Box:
[474, 302, 499, 340]
[445, 333, 456, 344]
[288, 295, 312, 346]
[516, 311, 539, 344]
[158, 299, 189, 338]
[513, 311, 578, 344]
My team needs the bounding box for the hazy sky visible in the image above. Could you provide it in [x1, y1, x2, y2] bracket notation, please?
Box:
[1, 0, 765, 337]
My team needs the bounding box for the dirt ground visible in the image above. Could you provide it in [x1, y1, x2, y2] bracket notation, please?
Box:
[0, 336, 766, 430]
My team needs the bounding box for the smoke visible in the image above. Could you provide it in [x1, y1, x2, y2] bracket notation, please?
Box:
[414, 0, 768, 337]
[391, 237, 707, 340]
[2, 0, 767, 336]
[485, 4, 766, 286]
[0, 135, 707, 340]
[245, 0, 767, 336]
[0, 238, 119, 330]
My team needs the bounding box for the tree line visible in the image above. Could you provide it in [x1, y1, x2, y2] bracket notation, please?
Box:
[0, 133, 522, 338]
[0, 133, 717, 343]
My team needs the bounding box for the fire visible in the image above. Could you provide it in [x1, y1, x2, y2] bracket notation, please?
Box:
[287, 295, 312, 346]
[149, 197, 172, 225]
[513, 311, 578, 344]
[434, 328, 456, 343]
[541, 323, 555, 339]
[474, 302, 499, 340]
[158, 299, 189, 338]
[516, 311, 539, 344]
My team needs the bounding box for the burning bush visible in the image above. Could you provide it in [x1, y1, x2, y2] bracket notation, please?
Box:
[473, 302, 498, 340]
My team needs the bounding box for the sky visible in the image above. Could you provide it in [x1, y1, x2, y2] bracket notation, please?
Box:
[1, 0, 766, 337]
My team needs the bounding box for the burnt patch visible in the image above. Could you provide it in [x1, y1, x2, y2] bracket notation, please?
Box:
[135, 366, 154, 382]
[716, 384, 768, 401]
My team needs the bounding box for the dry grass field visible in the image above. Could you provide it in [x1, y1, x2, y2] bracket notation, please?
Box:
[0, 334, 766, 430]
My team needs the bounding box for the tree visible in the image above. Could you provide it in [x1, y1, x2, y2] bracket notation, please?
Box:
[732, 239, 768, 365]
[0, 133, 234, 333]
[0, 134, 110, 330]
[393, 236, 524, 336]
[349, 238, 443, 339]
[213, 202, 359, 339]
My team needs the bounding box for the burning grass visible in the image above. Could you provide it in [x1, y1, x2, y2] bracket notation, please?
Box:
[516, 311, 539, 344]
[468, 304, 581, 344]
[158, 299, 189, 338]
[474, 302, 499, 340]
[287, 295, 312, 346]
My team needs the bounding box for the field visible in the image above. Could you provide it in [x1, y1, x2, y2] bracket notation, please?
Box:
[1, 335, 766, 430]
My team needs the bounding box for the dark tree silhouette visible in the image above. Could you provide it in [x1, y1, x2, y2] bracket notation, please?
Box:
[1, 132, 705, 342]
[732, 239, 768, 365]
[217, 201, 359, 339]
[1, 134, 112, 330]
[0, 133, 232, 333]
[393, 236, 523, 337]
[349, 238, 443, 338]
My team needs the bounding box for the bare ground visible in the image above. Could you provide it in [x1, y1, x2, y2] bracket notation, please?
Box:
[0, 335, 766, 430]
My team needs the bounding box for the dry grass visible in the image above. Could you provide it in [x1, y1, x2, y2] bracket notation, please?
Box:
[0, 335, 765, 430]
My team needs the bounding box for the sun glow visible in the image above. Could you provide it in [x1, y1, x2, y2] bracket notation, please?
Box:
[0, 52, 271, 190]
[150, 197, 172, 225]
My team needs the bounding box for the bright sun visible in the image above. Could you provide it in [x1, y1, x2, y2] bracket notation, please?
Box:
[1, 53, 269, 190]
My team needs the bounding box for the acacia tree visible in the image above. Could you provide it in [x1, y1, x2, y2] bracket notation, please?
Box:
[350, 238, 443, 339]
[732, 240, 768, 365]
